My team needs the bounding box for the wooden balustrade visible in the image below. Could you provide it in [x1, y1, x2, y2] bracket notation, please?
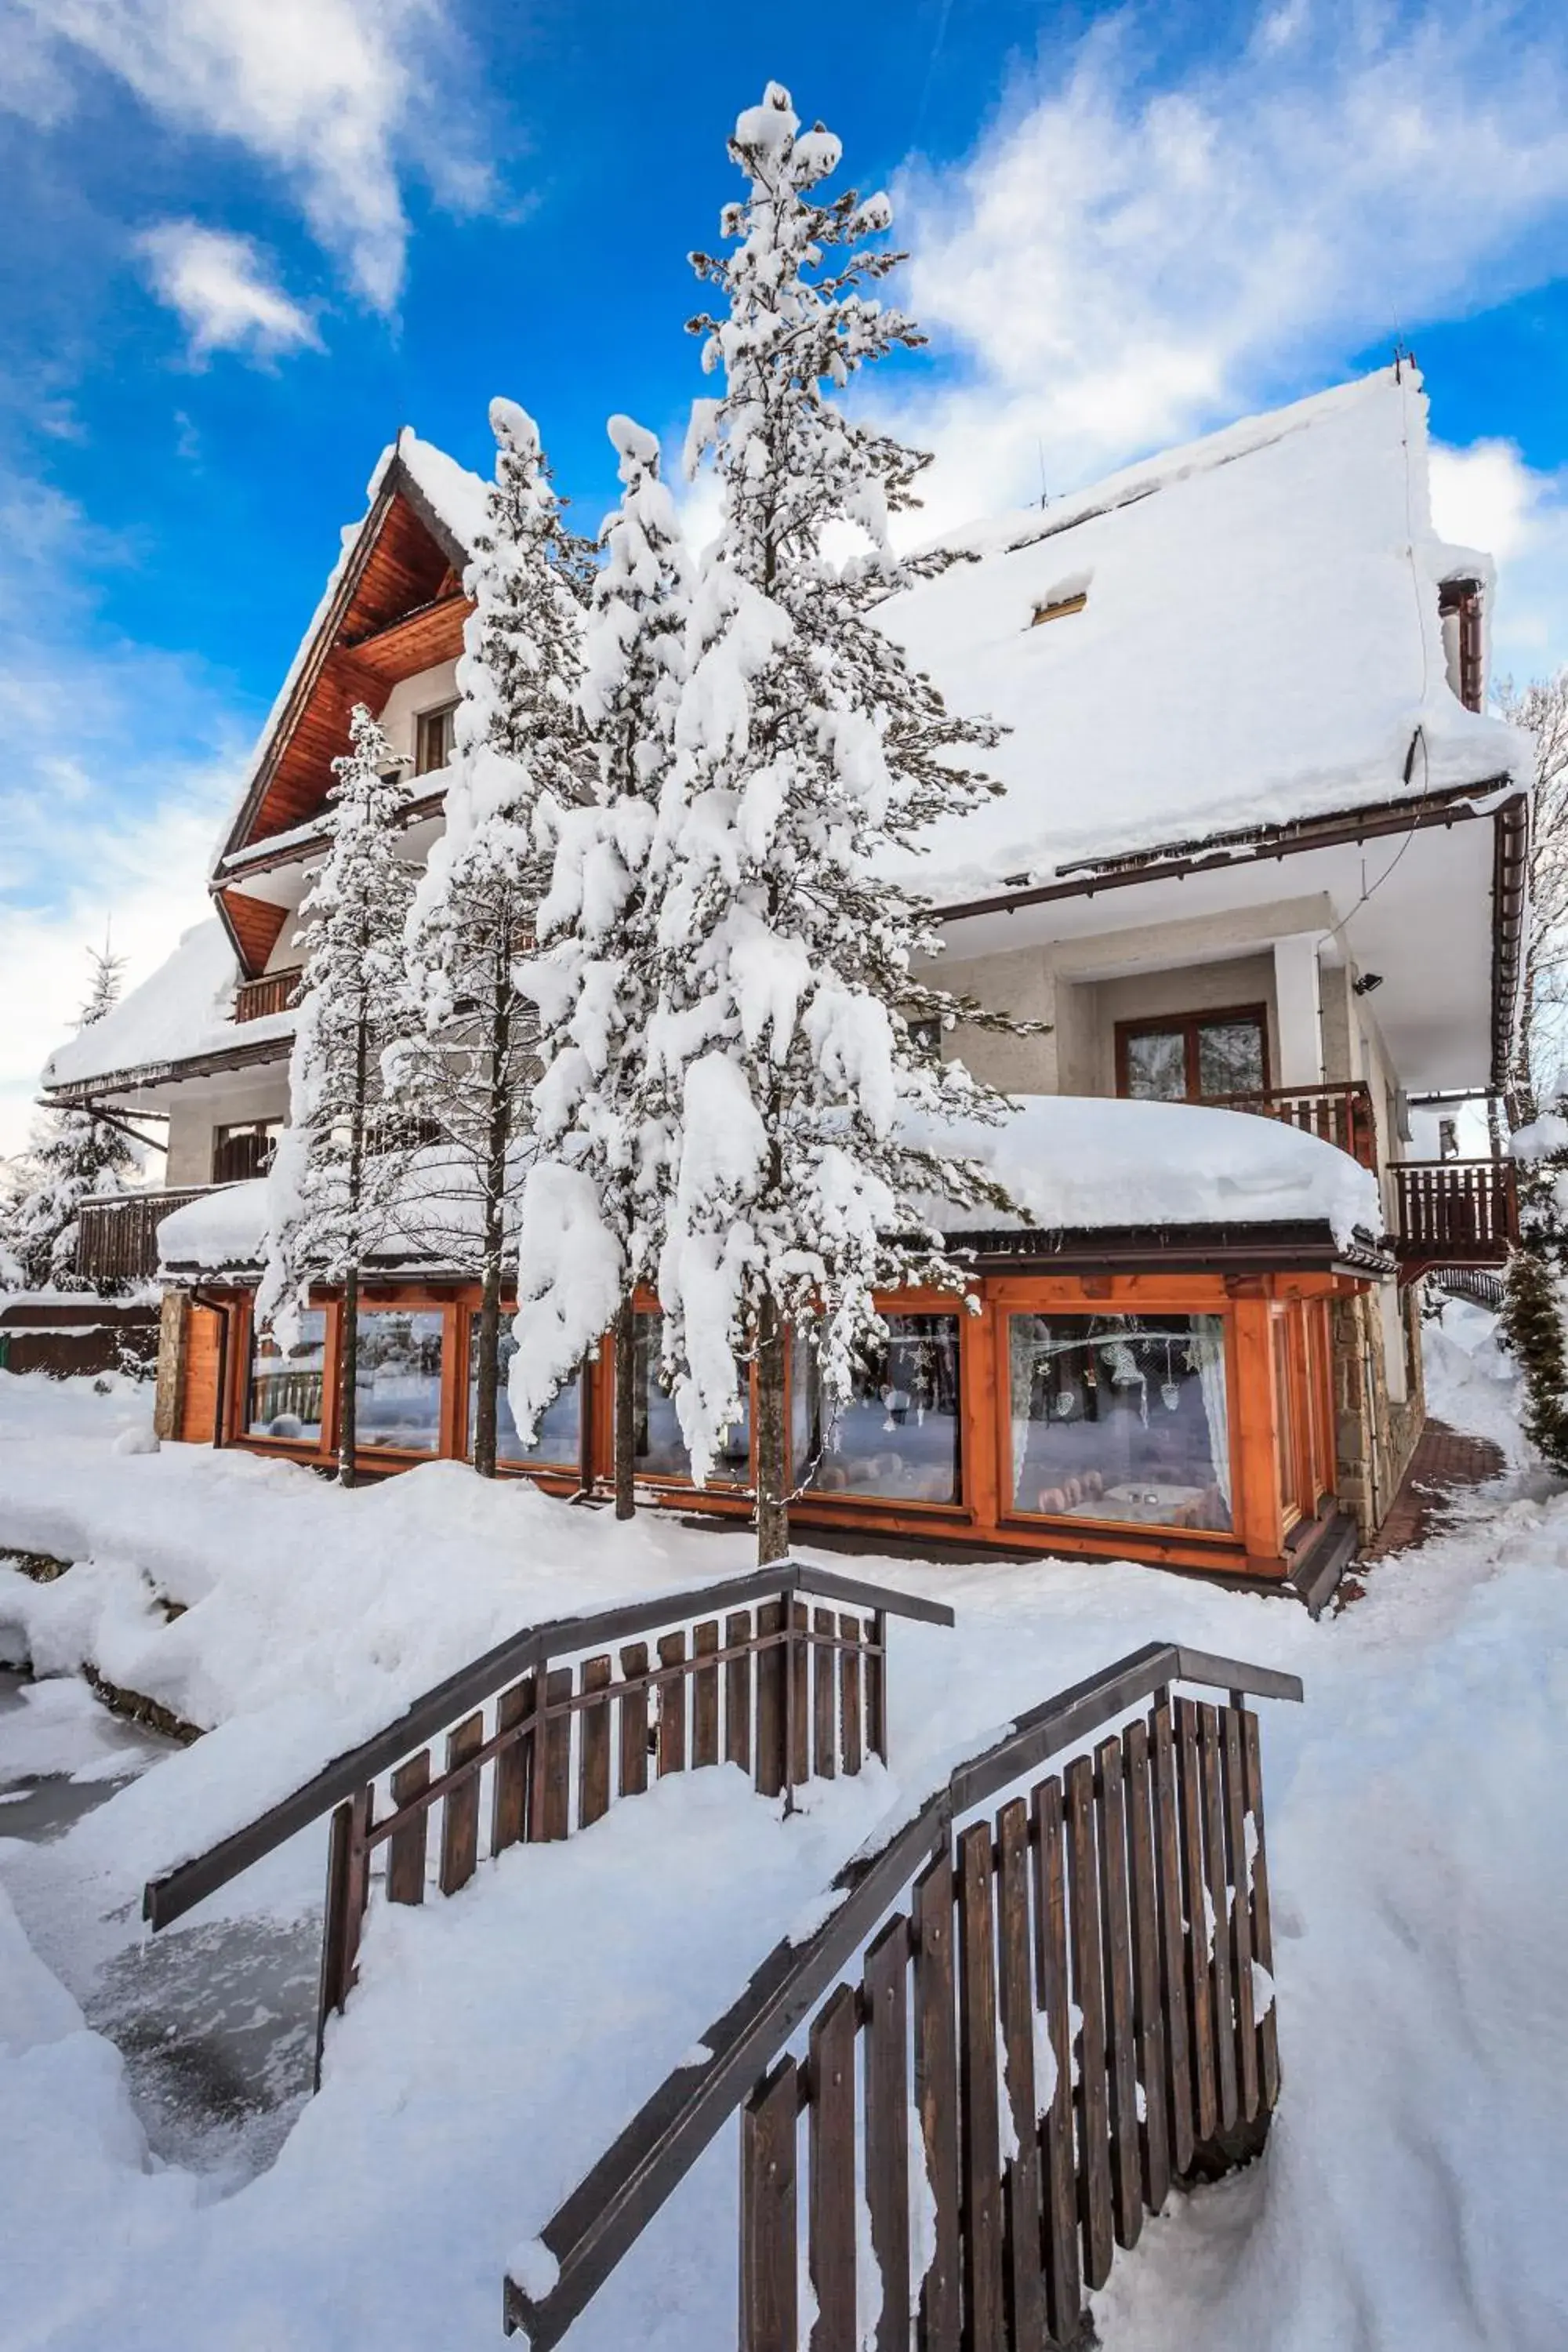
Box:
[1394, 1159, 1518, 1266]
[76, 1188, 223, 1287]
[141, 1562, 954, 2087]
[234, 967, 303, 1024]
[506, 1639, 1303, 2352]
[1207, 1080, 1377, 1170]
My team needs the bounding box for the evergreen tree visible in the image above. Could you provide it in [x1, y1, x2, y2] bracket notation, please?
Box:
[512, 416, 694, 1519]
[643, 83, 1021, 1563]
[5, 945, 138, 1292]
[1500, 1106, 1568, 1473]
[390, 397, 596, 1476]
[258, 704, 413, 1486]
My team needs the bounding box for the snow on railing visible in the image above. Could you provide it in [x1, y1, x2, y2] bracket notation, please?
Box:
[505, 1641, 1302, 2352]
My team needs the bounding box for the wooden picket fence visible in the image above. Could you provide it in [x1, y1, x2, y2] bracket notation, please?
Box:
[140, 1562, 953, 2082]
[506, 1640, 1301, 2351]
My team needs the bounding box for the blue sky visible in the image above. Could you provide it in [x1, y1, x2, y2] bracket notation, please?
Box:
[3, 0, 1568, 1150]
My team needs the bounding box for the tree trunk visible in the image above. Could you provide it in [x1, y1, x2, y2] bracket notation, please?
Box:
[755, 1290, 789, 1566]
[338, 1264, 359, 1488]
[472, 956, 515, 1480]
[614, 1293, 637, 1519]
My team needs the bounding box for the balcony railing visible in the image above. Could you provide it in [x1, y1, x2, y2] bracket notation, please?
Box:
[235, 968, 303, 1024]
[1393, 1160, 1519, 1265]
[1204, 1080, 1377, 1171]
[76, 1188, 229, 1288]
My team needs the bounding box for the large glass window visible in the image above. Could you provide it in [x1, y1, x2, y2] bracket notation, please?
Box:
[631, 1312, 751, 1486]
[803, 1314, 962, 1505]
[469, 1322, 580, 1468]
[246, 1309, 326, 1443]
[355, 1308, 445, 1453]
[1008, 1313, 1232, 1533]
[1117, 1007, 1267, 1103]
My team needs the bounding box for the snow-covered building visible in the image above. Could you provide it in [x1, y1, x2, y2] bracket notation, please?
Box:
[42, 366, 1527, 1598]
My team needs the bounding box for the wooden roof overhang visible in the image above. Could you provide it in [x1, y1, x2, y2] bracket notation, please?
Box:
[213, 453, 475, 975]
[935, 775, 1530, 1094]
[44, 1029, 292, 1111]
[944, 1219, 1392, 1282]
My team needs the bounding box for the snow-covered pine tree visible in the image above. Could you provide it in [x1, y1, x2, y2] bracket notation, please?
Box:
[644, 83, 1024, 1563]
[5, 945, 139, 1292]
[510, 416, 695, 1519]
[1500, 1105, 1568, 1472]
[257, 703, 413, 1486]
[391, 398, 596, 1477]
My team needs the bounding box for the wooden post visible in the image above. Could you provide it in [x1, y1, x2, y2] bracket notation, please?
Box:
[740, 2058, 798, 2352]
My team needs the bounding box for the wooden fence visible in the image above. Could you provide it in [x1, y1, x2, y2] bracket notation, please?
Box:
[1394, 1160, 1518, 1265]
[140, 1562, 953, 2084]
[76, 1187, 222, 1288]
[506, 1639, 1302, 2352]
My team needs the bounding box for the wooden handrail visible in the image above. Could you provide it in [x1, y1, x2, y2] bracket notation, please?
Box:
[504, 1639, 1302, 2348]
[1203, 1080, 1377, 1170]
[140, 1559, 954, 1932]
[234, 967, 303, 1024]
[1393, 1158, 1518, 1261]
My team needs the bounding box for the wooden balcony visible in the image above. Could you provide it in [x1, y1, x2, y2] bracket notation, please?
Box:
[234, 967, 303, 1024]
[1394, 1160, 1518, 1272]
[76, 1188, 228, 1287]
[1206, 1080, 1377, 1171]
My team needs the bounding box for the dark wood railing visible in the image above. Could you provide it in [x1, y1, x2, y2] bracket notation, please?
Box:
[141, 1561, 954, 2085]
[1394, 1160, 1518, 1265]
[506, 1640, 1302, 2351]
[76, 1187, 227, 1287]
[1207, 1080, 1377, 1170]
[234, 967, 303, 1024]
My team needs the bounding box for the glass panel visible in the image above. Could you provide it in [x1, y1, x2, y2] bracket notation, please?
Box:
[246, 1309, 326, 1442]
[807, 1314, 962, 1504]
[1272, 1315, 1299, 1519]
[1196, 1016, 1265, 1098]
[1123, 1028, 1188, 1101]
[468, 1322, 580, 1467]
[355, 1308, 445, 1453]
[1007, 1313, 1232, 1532]
[632, 1312, 750, 1485]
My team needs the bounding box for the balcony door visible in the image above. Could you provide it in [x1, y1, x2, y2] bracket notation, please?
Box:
[1116, 1004, 1269, 1104]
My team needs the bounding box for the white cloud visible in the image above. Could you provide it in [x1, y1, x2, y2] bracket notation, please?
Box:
[1431, 437, 1568, 678]
[887, 3, 1568, 533]
[140, 221, 318, 361]
[12, 0, 465, 308]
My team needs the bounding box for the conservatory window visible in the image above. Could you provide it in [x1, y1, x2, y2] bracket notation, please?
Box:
[246, 1309, 326, 1443]
[1007, 1313, 1232, 1533]
[630, 1311, 751, 1486]
[801, 1313, 962, 1505]
[1116, 1007, 1268, 1103]
[354, 1308, 445, 1452]
[467, 1320, 580, 1468]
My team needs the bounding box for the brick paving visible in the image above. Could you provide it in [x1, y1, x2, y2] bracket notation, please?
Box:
[1361, 1417, 1508, 1560]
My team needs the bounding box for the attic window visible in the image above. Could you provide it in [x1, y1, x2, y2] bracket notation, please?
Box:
[414, 700, 458, 776]
[1030, 590, 1087, 628]
[1438, 579, 1483, 713]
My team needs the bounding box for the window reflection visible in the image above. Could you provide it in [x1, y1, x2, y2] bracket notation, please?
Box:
[631, 1311, 751, 1485]
[800, 1314, 962, 1504]
[355, 1309, 445, 1453]
[247, 1309, 326, 1442]
[469, 1322, 580, 1468]
[1007, 1314, 1231, 1531]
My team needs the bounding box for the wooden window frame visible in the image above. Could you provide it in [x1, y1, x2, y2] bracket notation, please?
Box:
[413, 699, 459, 778]
[211, 1119, 283, 1185]
[456, 1298, 582, 1484]
[1114, 1001, 1271, 1104]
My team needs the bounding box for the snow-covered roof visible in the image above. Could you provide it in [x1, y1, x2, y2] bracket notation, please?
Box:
[41, 922, 281, 1093]
[918, 1092, 1383, 1251]
[879, 367, 1527, 902]
[158, 1093, 1381, 1276]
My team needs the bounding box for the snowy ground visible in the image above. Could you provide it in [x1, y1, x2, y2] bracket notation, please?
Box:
[1, 1300, 1564, 2351]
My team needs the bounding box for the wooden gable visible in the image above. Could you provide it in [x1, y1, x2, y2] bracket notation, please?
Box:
[216, 459, 477, 968]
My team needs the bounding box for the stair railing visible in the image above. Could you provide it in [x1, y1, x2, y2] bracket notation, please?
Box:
[505, 1640, 1302, 2351]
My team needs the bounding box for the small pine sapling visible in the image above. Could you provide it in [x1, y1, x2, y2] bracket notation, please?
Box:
[258, 704, 413, 1486]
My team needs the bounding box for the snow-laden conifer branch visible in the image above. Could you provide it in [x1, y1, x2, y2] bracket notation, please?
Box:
[2, 947, 139, 1292]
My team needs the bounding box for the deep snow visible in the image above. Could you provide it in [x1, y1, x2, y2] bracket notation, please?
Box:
[0, 1306, 1564, 2350]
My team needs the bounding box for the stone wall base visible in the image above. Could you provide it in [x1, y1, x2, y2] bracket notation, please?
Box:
[1331, 1285, 1425, 1540]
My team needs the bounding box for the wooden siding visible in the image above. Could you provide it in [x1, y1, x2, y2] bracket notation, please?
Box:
[342, 592, 471, 681]
[178, 1304, 224, 1443]
[219, 890, 289, 978]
